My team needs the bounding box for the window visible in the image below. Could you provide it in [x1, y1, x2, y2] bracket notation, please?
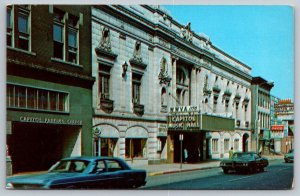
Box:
[225, 99, 229, 113]
[224, 139, 230, 153]
[99, 64, 111, 100]
[234, 139, 239, 151]
[53, 9, 65, 60]
[7, 6, 13, 46]
[106, 160, 123, 172]
[7, 84, 69, 112]
[17, 6, 30, 50]
[132, 73, 142, 104]
[100, 138, 117, 157]
[213, 95, 218, 113]
[67, 15, 79, 63]
[212, 139, 218, 153]
[53, 8, 79, 64]
[126, 138, 147, 158]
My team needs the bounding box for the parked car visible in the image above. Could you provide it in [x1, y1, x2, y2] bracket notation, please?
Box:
[6, 156, 147, 189]
[284, 149, 294, 163]
[220, 152, 269, 174]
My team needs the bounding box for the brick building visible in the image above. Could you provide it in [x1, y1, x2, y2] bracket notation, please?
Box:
[6, 5, 95, 174]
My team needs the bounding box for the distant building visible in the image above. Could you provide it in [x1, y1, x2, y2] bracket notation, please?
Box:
[273, 99, 294, 153]
[251, 77, 274, 155]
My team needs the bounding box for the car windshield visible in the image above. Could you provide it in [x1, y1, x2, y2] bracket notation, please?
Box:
[288, 149, 294, 153]
[233, 153, 255, 160]
[49, 160, 90, 173]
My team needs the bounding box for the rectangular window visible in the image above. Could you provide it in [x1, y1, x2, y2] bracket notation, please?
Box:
[213, 96, 218, 113]
[27, 87, 37, 109]
[53, 8, 65, 60]
[7, 6, 13, 46]
[53, 23, 64, 59]
[234, 139, 239, 151]
[224, 139, 230, 153]
[212, 139, 218, 153]
[7, 84, 69, 113]
[67, 16, 78, 64]
[125, 138, 147, 158]
[53, 9, 79, 64]
[132, 73, 142, 104]
[17, 6, 30, 51]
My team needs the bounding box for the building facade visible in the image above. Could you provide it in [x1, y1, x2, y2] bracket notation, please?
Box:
[251, 77, 274, 155]
[6, 5, 95, 174]
[91, 5, 252, 165]
[274, 99, 294, 153]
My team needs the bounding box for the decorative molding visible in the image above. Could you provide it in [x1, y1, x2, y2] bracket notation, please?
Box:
[158, 57, 172, 86]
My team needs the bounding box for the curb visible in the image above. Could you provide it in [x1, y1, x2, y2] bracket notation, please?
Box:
[148, 166, 220, 176]
[147, 158, 284, 176]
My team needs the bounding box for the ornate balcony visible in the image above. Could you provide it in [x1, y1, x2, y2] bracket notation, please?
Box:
[133, 103, 144, 116]
[100, 97, 114, 113]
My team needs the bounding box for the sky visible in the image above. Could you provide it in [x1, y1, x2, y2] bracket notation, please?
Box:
[163, 5, 294, 100]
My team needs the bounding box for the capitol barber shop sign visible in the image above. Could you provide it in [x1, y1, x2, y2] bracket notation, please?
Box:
[20, 116, 82, 125]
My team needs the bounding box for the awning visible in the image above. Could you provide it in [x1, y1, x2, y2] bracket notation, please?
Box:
[126, 127, 148, 138]
[201, 114, 235, 131]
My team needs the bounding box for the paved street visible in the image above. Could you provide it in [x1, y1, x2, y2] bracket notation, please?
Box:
[140, 159, 293, 190]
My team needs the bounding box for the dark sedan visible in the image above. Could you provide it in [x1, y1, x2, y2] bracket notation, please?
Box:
[220, 152, 269, 174]
[6, 156, 147, 189]
[284, 149, 294, 163]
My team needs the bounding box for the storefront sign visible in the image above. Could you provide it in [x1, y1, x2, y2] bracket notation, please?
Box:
[271, 125, 284, 131]
[19, 116, 82, 125]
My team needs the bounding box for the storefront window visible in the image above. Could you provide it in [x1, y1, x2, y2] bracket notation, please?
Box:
[224, 139, 230, 153]
[125, 138, 147, 158]
[212, 139, 218, 153]
[101, 138, 117, 157]
[234, 139, 239, 151]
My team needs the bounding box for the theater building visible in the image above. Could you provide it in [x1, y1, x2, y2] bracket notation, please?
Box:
[6, 5, 94, 174]
[91, 5, 252, 165]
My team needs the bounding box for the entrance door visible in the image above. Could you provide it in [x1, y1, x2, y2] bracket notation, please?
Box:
[242, 134, 249, 152]
[172, 132, 203, 163]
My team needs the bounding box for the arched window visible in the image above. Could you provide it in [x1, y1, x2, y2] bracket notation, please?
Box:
[161, 88, 167, 106]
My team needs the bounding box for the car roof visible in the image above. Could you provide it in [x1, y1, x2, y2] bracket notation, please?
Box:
[61, 156, 123, 162]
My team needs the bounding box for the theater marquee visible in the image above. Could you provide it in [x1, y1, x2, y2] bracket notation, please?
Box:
[167, 106, 201, 131]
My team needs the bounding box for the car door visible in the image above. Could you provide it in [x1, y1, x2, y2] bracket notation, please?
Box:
[87, 160, 112, 189]
[105, 159, 127, 188]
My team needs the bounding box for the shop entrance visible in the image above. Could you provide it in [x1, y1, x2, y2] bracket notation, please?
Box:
[172, 132, 204, 163]
[7, 122, 81, 174]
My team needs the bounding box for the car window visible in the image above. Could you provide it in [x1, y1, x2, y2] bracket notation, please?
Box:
[93, 160, 106, 173]
[49, 160, 89, 173]
[106, 160, 123, 172]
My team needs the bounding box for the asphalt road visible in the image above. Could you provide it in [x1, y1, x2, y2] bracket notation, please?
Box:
[141, 160, 293, 190]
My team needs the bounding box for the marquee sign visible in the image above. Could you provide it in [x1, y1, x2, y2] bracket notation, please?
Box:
[168, 106, 200, 131]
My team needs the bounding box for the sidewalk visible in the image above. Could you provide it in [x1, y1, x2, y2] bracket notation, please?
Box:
[135, 160, 221, 176]
[134, 155, 284, 176]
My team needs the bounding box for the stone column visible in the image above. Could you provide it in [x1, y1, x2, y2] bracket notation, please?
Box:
[190, 67, 196, 106]
[171, 56, 179, 106]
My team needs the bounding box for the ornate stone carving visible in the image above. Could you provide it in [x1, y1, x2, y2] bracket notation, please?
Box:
[99, 27, 111, 52]
[158, 57, 172, 86]
[180, 22, 193, 42]
[132, 41, 142, 63]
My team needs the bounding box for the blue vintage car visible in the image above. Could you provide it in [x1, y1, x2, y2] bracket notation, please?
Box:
[6, 156, 147, 189]
[220, 152, 269, 174]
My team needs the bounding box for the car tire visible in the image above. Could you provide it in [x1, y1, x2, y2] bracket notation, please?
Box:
[223, 168, 229, 174]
